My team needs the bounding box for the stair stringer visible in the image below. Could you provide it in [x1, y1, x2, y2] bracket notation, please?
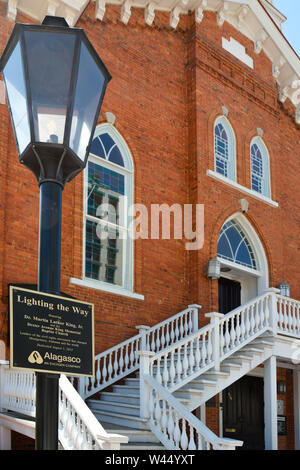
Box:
[180, 336, 275, 412]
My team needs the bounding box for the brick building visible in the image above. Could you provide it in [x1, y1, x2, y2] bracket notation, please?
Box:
[0, 0, 299, 451]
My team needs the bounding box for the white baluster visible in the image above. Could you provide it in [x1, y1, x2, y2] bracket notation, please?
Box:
[174, 414, 181, 449]
[176, 345, 182, 383]
[169, 350, 176, 388]
[225, 320, 230, 352]
[188, 424, 197, 450]
[167, 408, 175, 444]
[161, 400, 168, 434]
[188, 338, 195, 374]
[201, 332, 207, 367]
[108, 352, 113, 381]
[195, 336, 201, 371]
[124, 344, 129, 371]
[175, 318, 180, 342]
[102, 356, 107, 384]
[230, 316, 236, 348]
[163, 355, 169, 388]
[165, 323, 170, 348]
[156, 329, 161, 351]
[113, 350, 119, 378]
[182, 343, 189, 378]
[236, 312, 241, 346]
[119, 346, 124, 374]
[96, 359, 101, 388]
[154, 392, 161, 424]
[156, 357, 162, 384]
[180, 419, 188, 450]
[180, 316, 184, 339]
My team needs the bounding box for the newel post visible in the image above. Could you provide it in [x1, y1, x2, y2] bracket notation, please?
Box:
[188, 304, 202, 332]
[137, 350, 155, 419]
[205, 313, 224, 371]
[265, 288, 280, 335]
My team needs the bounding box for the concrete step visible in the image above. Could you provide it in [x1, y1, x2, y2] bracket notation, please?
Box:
[104, 424, 161, 444]
[113, 384, 139, 395]
[88, 399, 140, 417]
[92, 409, 149, 430]
[100, 392, 140, 405]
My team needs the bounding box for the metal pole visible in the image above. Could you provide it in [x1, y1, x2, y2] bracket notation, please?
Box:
[35, 181, 62, 450]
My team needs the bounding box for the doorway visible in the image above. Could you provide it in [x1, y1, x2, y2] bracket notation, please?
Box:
[218, 277, 241, 314]
[222, 375, 265, 450]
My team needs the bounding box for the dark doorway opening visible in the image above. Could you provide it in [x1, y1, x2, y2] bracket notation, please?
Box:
[222, 375, 265, 450]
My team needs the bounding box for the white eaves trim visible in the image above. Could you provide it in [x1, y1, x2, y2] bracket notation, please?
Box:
[206, 169, 279, 207]
[2, 0, 300, 122]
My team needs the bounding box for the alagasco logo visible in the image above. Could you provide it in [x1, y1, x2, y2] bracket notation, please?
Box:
[28, 350, 43, 364]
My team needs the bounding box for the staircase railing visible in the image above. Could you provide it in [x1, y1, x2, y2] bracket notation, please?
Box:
[142, 373, 243, 450]
[79, 304, 201, 399]
[144, 292, 274, 397]
[276, 294, 300, 337]
[0, 362, 127, 450]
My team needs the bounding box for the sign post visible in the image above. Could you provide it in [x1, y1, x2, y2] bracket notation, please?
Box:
[10, 286, 94, 377]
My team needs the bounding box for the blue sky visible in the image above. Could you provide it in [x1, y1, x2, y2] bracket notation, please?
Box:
[273, 0, 300, 56]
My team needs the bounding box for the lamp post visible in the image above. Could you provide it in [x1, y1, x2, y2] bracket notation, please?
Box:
[0, 16, 111, 450]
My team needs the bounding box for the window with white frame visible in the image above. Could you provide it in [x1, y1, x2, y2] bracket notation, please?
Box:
[250, 137, 270, 198]
[84, 124, 133, 290]
[217, 219, 257, 270]
[214, 116, 236, 181]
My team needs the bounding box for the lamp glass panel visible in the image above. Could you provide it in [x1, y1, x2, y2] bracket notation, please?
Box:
[2, 41, 31, 154]
[24, 30, 76, 144]
[70, 42, 105, 161]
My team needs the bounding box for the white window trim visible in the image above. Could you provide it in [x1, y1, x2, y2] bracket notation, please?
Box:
[206, 169, 279, 207]
[69, 277, 144, 300]
[214, 116, 236, 182]
[79, 124, 137, 295]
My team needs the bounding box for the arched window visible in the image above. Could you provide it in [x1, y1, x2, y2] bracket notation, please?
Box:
[214, 116, 236, 181]
[250, 137, 270, 197]
[217, 219, 257, 270]
[84, 124, 133, 290]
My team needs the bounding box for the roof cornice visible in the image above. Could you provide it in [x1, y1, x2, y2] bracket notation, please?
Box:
[1, 0, 300, 124]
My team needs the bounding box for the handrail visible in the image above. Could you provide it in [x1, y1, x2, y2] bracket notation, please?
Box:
[276, 294, 300, 337]
[0, 363, 127, 450]
[80, 304, 200, 398]
[59, 375, 127, 450]
[144, 374, 243, 450]
[145, 292, 273, 395]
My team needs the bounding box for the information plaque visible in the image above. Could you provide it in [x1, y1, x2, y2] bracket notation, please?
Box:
[9, 286, 94, 377]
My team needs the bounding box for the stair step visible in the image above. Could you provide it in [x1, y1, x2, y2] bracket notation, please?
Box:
[113, 385, 139, 395]
[221, 360, 243, 370]
[104, 425, 161, 444]
[88, 400, 140, 417]
[92, 409, 149, 430]
[242, 346, 264, 353]
[201, 370, 230, 379]
[100, 392, 140, 405]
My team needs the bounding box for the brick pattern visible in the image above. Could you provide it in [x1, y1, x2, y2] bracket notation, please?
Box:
[0, 3, 299, 450]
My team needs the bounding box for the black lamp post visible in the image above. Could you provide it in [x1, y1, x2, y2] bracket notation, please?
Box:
[0, 16, 111, 450]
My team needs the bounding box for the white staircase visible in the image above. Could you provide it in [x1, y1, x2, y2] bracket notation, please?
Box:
[1, 290, 300, 450]
[81, 290, 300, 450]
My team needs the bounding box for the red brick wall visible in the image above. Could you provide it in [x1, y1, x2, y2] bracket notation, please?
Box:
[0, 2, 299, 450]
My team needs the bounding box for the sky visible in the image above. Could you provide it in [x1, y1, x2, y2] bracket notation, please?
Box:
[273, 0, 300, 56]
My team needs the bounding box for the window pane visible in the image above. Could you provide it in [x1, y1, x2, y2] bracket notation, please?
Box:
[100, 133, 115, 154]
[109, 145, 124, 167]
[85, 221, 123, 286]
[217, 220, 257, 269]
[70, 42, 105, 161]
[24, 31, 76, 144]
[2, 41, 31, 154]
[90, 137, 105, 159]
